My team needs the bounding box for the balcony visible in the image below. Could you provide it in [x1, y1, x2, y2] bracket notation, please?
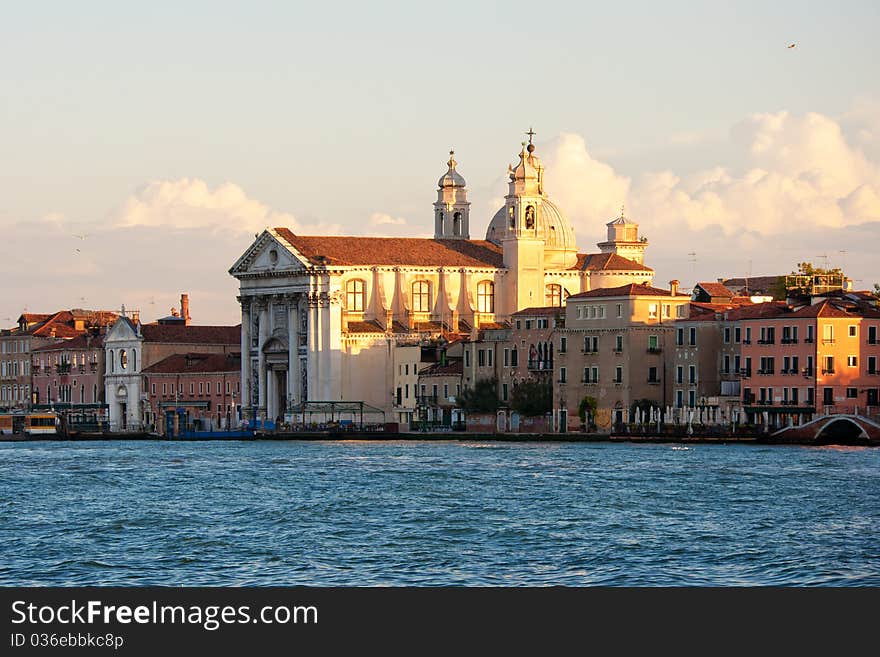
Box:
[581, 378, 597, 385]
[646, 347, 662, 354]
[527, 360, 553, 371]
[868, 369, 879, 376]
[868, 338, 878, 345]
[802, 369, 814, 377]
[757, 339, 775, 345]
[740, 368, 752, 378]
[821, 339, 835, 345]
[756, 369, 775, 375]
[581, 348, 598, 354]
[821, 369, 835, 375]
[804, 338, 815, 344]
[781, 338, 799, 344]
[743, 339, 752, 345]
[646, 378, 661, 385]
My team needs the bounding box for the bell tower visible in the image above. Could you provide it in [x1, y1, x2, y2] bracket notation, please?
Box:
[598, 205, 648, 264]
[501, 131, 546, 312]
[433, 150, 470, 239]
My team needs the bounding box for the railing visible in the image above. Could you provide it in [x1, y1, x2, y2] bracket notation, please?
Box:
[581, 378, 597, 385]
[821, 369, 835, 374]
[757, 369, 775, 375]
[781, 338, 799, 344]
[822, 339, 835, 344]
[527, 360, 553, 371]
[647, 378, 661, 384]
[740, 368, 752, 378]
[804, 338, 814, 343]
[868, 338, 878, 345]
[647, 347, 662, 354]
[743, 339, 752, 345]
[757, 339, 775, 345]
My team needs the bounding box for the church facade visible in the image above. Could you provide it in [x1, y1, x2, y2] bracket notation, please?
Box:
[229, 137, 654, 421]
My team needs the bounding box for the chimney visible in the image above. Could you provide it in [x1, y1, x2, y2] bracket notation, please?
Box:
[717, 278, 724, 284]
[669, 280, 680, 296]
[180, 294, 191, 326]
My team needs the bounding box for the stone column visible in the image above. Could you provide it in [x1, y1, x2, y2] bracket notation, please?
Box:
[307, 291, 320, 402]
[287, 293, 299, 407]
[239, 296, 251, 409]
[257, 298, 269, 420]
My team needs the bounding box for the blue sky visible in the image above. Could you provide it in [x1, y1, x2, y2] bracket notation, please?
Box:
[2, 1, 879, 322]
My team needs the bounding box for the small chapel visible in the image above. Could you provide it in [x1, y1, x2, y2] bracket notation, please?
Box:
[229, 133, 654, 421]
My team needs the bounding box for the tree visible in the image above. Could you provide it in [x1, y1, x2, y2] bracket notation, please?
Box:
[510, 380, 553, 417]
[456, 377, 501, 413]
[578, 396, 597, 426]
[791, 261, 843, 276]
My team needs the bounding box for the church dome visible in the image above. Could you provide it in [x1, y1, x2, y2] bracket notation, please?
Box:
[437, 150, 466, 188]
[485, 198, 576, 251]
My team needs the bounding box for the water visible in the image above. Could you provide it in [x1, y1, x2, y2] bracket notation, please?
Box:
[1, 440, 878, 586]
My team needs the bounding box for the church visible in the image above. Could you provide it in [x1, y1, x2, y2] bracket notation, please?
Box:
[229, 135, 654, 422]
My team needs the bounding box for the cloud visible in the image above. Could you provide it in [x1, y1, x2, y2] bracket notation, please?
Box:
[112, 178, 343, 236]
[369, 212, 407, 226]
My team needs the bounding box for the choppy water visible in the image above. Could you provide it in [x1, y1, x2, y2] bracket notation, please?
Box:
[0, 440, 878, 586]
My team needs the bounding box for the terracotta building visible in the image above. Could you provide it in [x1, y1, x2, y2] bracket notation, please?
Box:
[31, 329, 108, 427]
[739, 296, 880, 428]
[142, 352, 241, 436]
[0, 310, 116, 411]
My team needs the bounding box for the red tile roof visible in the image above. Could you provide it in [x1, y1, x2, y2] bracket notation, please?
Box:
[346, 320, 385, 333]
[141, 324, 240, 344]
[32, 332, 105, 352]
[511, 306, 563, 317]
[725, 301, 789, 320]
[274, 229, 504, 268]
[419, 360, 463, 376]
[142, 352, 241, 375]
[695, 282, 735, 298]
[571, 252, 653, 272]
[568, 282, 682, 299]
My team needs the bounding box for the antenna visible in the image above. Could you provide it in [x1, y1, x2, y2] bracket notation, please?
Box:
[816, 253, 829, 271]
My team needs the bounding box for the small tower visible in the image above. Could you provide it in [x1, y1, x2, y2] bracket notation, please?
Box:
[433, 150, 470, 239]
[597, 205, 647, 264]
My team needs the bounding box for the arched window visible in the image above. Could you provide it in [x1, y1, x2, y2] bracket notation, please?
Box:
[131, 349, 137, 372]
[412, 281, 431, 313]
[109, 351, 115, 373]
[120, 349, 128, 370]
[453, 212, 462, 236]
[346, 279, 366, 312]
[477, 281, 495, 313]
[545, 284, 563, 307]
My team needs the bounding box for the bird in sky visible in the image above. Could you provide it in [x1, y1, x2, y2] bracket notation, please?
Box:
[787, 43, 796, 49]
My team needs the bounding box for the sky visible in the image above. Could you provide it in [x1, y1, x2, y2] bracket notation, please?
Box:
[2, 1, 880, 325]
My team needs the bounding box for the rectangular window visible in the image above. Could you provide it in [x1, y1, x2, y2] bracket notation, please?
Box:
[688, 390, 696, 407]
[216, 382, 221, 395]
[559, 367, 566, 383]
[792, 356, 799, 374]
[823, 325, 834, 343]
[649, 366, 659, 383]
[848, 355, 857, 368]
[616, 304, 622, 318]
[443, 384, 448, 399]
[846, 387, 857, 399]
[648, 335, 659, 351]
[823, 387, 833, 405]
[502, 383, 508, 401]
[869, 326, 878, 344]
[676, 390, 684, 408]
[848, 325, 857, 337]
[689, 365, 696, 384]
[405, 384, 409, 399]
[488, 349, 493, 367]
[511, 349, 518, 367]
[745, 327, 752, 343]
[478, 350, 486, 367]
[198, 382, 203, 395]
[724, 327, 731, 343]
[163, 383, 167, 395]
[869, 356, 877, 374]
[465, 350, 470, 368]
[807, 387, 814, 405]
[151, 383, 156, 394]
[405, 364, 409, 376]
[615, 366, 622, 383]
[591, 366, 599, 383]
[791, 388, 799, 404]
[724, 355, 730, 374]
[190, 383, 194, 395]
[735, 327, 741, 343]
[676, 366, 683, 384]
[662, 304, 671, 318]
[824, 356, 835, 374]
[504, 349, 510, 366]
[226, 381, 231, 394]
[676, 328, 684, 346]
[615, 335, 623, 352]
[735, 355, 741, 374]
[525, 320, 532, 330]
[807, 356, 814, 375]
[689, 327, 696, 346]
[516, 320, 522, 329]
[648, 303, 658, 319]
[432, 384, 438, 399]
[559, 338, 566, 354]
[576, 307, 582, 319]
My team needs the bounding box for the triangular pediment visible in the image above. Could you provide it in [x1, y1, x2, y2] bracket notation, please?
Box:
[105, 317, 140, 343]
[229, 229, 310, 277]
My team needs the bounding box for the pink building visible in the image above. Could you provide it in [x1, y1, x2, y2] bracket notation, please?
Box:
[143, 352, 241, 435]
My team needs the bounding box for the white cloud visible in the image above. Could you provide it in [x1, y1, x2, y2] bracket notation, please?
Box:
[369, 212, 407, 226]
[112, 178, 343, 236]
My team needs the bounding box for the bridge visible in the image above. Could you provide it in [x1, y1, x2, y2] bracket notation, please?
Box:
[770, 414, 880, 446]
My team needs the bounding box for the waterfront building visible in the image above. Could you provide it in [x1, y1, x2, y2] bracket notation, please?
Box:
[31, 329, 108, 427]
[739, 296, 880, 428]
[103, 295, 239, 431]
[556, 281, 690, 431]
[0, 310, 116, 412]
[230, 137, 654, 421]
[142, 352, 241, 435]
